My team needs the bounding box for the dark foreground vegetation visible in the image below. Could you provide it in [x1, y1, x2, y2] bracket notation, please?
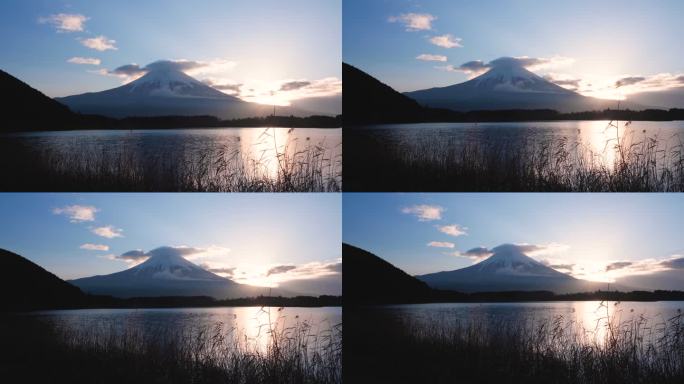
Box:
[1, 313, 341, 384]
[0, 128, 341, 192]
[345, 306, 684, 384]
[344, 124, 684, 192]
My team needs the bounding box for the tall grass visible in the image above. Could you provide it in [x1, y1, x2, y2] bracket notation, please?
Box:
[0, 128, 342, 192]
[345, 303, 684, 384]
[1, 307, 342, 384]
[344, 122, 684, 191]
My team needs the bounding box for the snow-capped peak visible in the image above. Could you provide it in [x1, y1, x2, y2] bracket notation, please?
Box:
[468, 58, 573, 94]
[123, 67, 230, 99]
[128, 247, 223, 281]
[473, 244, 561, 277]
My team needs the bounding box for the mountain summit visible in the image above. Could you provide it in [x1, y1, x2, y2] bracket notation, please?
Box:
[417, 244, 601, 293]
[405, 57, 636, 112]
[70, 247, 271, 299]
[56, 63, 275, 119]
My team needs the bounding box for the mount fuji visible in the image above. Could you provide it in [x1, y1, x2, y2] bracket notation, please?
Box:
[405, 57, 639, 112]
[416, 244, 605, 294]
[69, 246, 275, 299]
[55, 63, 278, 119]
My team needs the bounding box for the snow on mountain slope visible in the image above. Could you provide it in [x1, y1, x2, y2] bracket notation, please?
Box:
[416, 244, 602, 293]
[69, 247, 274, 299]
[119, 66, 232, 99]
[404, 57, 638, 112]
[55, 66, 277, 119]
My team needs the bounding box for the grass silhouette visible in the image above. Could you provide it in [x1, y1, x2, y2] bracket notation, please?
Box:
[345, 302, 683, 383]
[1, 307, 341, 384]
[0, 127, 341, 192]
[345, 121, 684, 192]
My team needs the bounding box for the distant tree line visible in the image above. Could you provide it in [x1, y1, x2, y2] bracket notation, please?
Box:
[44, 113, 342, 132]
[349, 107, 684, 125]
[20, 294, 343, 311]
[92, 294, 343, 308]
[390, 289, 684, 304]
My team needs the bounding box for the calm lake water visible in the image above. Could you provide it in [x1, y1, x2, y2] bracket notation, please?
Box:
[356, 120, 684, 168]
[374, 301, 684, 347]
[28, 306, 341, 355]
[2, 127, 341, 191]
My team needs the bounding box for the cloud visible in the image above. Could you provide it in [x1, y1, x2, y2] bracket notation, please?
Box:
[455, 60, 489, 74]
[279, 81, 311, 91]
[417, 54, 447, 62]
[80, 35, 117, 51]
[227, 258, 341, 288]
[203, 266, 237, 277]
[543, 74, 582, 90]
[96, 58, 237, 84]
[269, 260, 341, 280]
[605, 261, 633, 271]
[388, 13, 436, 31]
[111, 245, 219, 266]
[267, 265, 297, 276]
[80, 243, 109, 251]
[446, 56, 575, 77]
[401, 204, 444, 221]
[38, 13, 88, 32]
[428, 241, 455, 248]
[202, 79, 243, 95]
[437, 224, 468, 237]
[429, 34, 463, 48]
[67, 57, 101, 65]
[116, 249, 147, 262]
[110, 63, 146, 76]
[52, 205, 98, 222]
[236, 76, 341, 106]
[448, 246, 494, 262]
[615, 76, 646, 88]
[145, 59, 207, 73]
[614, 73, 684, 93]
[602, 255, 684, 278]
[514, 242, 570, 256]
[451, 243, 569, 264]
[549, 264, 574, 272]
[91, 225, 123, 238]
[660, 257, 684, 269]
[538, 258, 576, 272]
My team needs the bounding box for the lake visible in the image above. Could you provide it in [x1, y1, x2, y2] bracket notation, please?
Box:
[345, 121, 684, 191]
[370, 301, 684, 348]
[28, 306, 341, 356]
[1, 127, 341, 192]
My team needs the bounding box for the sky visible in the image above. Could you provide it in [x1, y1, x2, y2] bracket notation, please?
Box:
[343, 193, 684, 284]
[343, 0, 684, 99]
[0, 0, 341, 106]
[0, 193, 341, 292]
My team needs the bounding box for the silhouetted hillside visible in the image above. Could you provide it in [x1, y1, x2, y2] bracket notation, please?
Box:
[0, 70, 76, 130]
[343, 63, 427, 124]
[0, 248, 86, 310]
[343, 243, 433, 305]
